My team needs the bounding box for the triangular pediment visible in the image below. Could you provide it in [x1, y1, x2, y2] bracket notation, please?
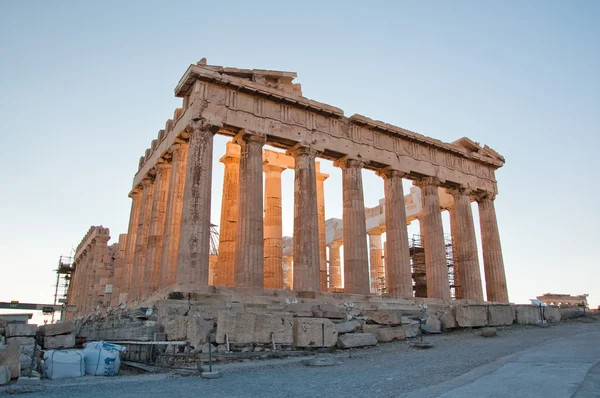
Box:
[451, 137, 505, 163]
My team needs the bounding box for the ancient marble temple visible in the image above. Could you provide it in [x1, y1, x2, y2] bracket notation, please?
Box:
[67, 59, 508, 317]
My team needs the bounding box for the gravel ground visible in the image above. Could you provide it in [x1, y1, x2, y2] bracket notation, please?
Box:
[4, 318, 599, 397]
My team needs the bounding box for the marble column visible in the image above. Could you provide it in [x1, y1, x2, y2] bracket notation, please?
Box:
[263, 163, 285, 289]
[448, 206, 462, 299]
[234, 132, 266, 288]
[110, 233, 127, 307]
[215, 142, 240, 287]
[368, 231, 384, 294]
[142, 162, 171, 297]
[130, 178, 155, 300]
[121, 188, 142, 302]
[448, 187, 484, 301]
[328, 241, 342, 289]
[91, 236, 110, 311]
[477, 192, 509, 303]
[282, 255, 293, 289]
[176, 119, 219, 286]
[415, 177, 450, 300]
[316, 163, 329, 290]
[335, 157, 369, 295]
[378, 168, 413, 298]
[288, 145, 320, 292]
[159, 143, 189, 289]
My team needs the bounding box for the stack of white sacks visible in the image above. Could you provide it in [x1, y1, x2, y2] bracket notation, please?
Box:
[43, 341, 126, 380]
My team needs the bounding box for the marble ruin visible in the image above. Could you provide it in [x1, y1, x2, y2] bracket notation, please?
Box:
[67, 58, 509, 320]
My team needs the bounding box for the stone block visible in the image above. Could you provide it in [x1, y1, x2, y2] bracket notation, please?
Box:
[488, 305, 515, 326]
[44, 333, 75, 349]
[544, 307, 561, 323]
[0, 343, 20, 379]
[6, 324, 37, 337]
[515, 305, 541, 325]
[187, 317, 213, 349]
[163, 317, 188, 341]
[293, 318, 337, 348]
[0, 365, 10, 385]
[334, 320, 361, 334]
[216, 311, 293, 345]
[402, 321, 420, 338]
[364, 310, 402, 325]
[311, 304, 346, 319]
[337, 333, 377, 348]
[7, 337, 35, 347]
[455, 305, 488, 327]
[372, 327, 405, 343]
[439, 311, 457, 329]
[283, 303, 313, 317]
[425, 315, 442, 332]
[39, 321, 74, 336]
[481, 327, 497, 337]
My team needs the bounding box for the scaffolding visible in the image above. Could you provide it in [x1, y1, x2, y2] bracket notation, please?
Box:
[409, 234, 457, 299]
[52, 255, 74, 322]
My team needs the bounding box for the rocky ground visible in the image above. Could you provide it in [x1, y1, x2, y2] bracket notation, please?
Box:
[3, 316, 599, 397]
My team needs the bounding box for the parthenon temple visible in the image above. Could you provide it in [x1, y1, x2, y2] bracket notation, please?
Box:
[66, 59, 508, 319]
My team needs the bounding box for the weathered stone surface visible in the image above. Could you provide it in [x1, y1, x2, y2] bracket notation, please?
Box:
[439, 311, 457, 329]
[364, 310, 402, 325]
[544, 307, 561, 323]
[425, 315, 442, 332]
[311, 304, 346, 319]
[164, 317, 188, 341]
[6, 324, 37, 337]
[334, 320, 361, 334]
[402, 321, 420, 338]
[283, 303, 313, 317]
[488, 305, 515, 326]
[515, 305, 541, 325]
[293, 318, 337, 348]
[7, 337, 35, 347]
[44, 333, 75, 349]
[372, 327, 405, 343]
[216, 311, 293, 345]
[455, 305, 488, 327]
[201, 343, 216, 354]
[0, 343, 19, 379]
[337, 333, 377, 348]
[39, 321, 74, 337]
[0, 365, 10, 385]
[481, 327, 497, 337]
[187, 317, 213, 349]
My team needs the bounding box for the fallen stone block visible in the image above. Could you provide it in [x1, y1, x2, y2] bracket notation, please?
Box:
[439, 311, 457, 330]
[0, 343, 20, 379]
[187, 317, 213, 349]
[481, 327, 497, 337]
[544, 307, 561, 323]
[163, 317, 188, 341]
[334, 320, 361, 334]
[283, 303, 313, 317]
[201, 343, 216, 354]
[16, 376, 41, 385]
[44, 333, 75, 350]
[372, 327, 405, 343]
[293, 318, 337, 348]
[0, 365, 10, 385]
[7, 337, 35, 347]
[311, 304, 346, 319]
[39, 321, 74, 337]
[364, 310, 402, 325]
[425, 315, 442, 332]
[216, 311, 293, 345]
[6, 324, 37, 338]
[402, 321, 420, 338]
[488, 305, 515, 326]
[455, 305, 488, 327]
[515, 305, 541, 325]
[337, 333, 377, 348]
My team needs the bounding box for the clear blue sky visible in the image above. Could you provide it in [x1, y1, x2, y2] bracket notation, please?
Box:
[1, 1, 598, 321]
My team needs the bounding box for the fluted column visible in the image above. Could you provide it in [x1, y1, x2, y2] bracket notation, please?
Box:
[448, 206, 462, 299]
[288, 144, 320, 292]
[415, 177, 450, 300]
[142, 162, 171, 297]
[378, 168, 413, 297]
[215, 142, 240, 286]
[130, 178, 155, 300]
[159, 143, 189, 289]
[316, 163, 329, 290]
[282, 255, 293, 289]
[477, 192, 509, 303]
[368, 231, 383, 294]
[263, 163, 285, 289]
[121, 188, 142, 302]
[91, 236, 110, 311]
[176, 120, 219, 286]
[450, 187, 484, 301]
[234, 132, 266, 288]
[110, 233, 127, 307]
[335, 157, 369, 295]
[328, 240, 342, 289]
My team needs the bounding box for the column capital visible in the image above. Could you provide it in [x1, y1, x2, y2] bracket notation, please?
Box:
[185, 118, 221, 135]
[473, 190, 496, 202]
[154, 162, 171, 172]
[128, 186, 142, 198]
[286, 143, 318, 158]
[220, 154, 241, 165]
[333, 155, 368, 169]
[367, 227, 385, 236]
[234, 130, 266, 146]
[141, 177, 154, 188]
[376, 167, 406, 180]
[414, 176, 442, 188]
[328, 240, 342, 249]
[170, 142, 187, 154]
[446, 185, 474, 198]
[263, 162, 286, 174]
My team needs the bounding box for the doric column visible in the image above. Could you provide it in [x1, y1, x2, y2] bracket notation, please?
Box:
[234, 132, 266, 288]
[328, 240, 342, 289]
[142, 162, 171, 297]
[335, 156, 369, 295]
[476, 192, 509, 303]
[316, 163, 329, 290]
[448, 206, 462, 299]
[91, 235, 110, 311]
[121, 188, 142, 302]
[288, 144, 320, 292]
[176, 119, 219, 286]
[130, 177, 155, 300]
[263, 163, 285, 289]
[415, 177, 450, 300]
[378, 168, 413, 297]
[449, 187, 484, 301]
[110, 233, 127, 307]
[215, 142, 240, 286]
[282, 255, 293, 289]
[368, 230, 384, 294]
[159, 143, 189, 289]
